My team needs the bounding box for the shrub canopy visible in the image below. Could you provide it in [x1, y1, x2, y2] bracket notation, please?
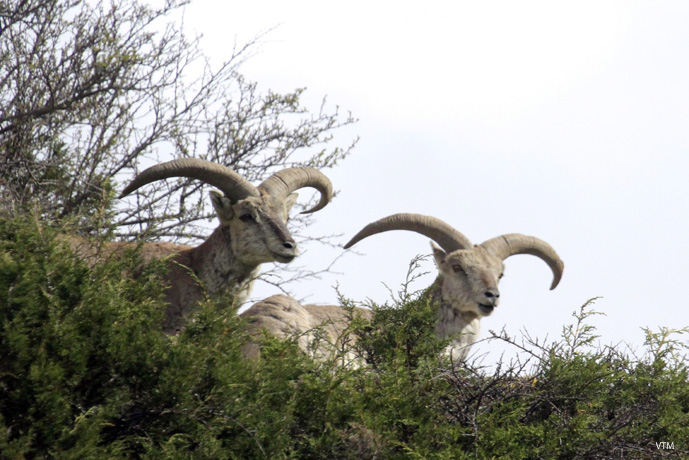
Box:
[1, 217, 688, 459]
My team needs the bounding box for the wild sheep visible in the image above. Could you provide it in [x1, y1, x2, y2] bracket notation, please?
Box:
[240, 294, 372, 362]
[69, 158, 332, 333]
[241, 213, 563, 362]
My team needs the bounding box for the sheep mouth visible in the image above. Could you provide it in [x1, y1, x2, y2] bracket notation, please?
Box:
[478, 304, 495, 315]
[271, 252, 297, 263]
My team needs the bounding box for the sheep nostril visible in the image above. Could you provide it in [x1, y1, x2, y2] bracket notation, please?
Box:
[282, 242, 295, 250]
[485, 289, 500, 299]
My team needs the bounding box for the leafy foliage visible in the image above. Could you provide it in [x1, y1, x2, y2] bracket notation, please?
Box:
[1, 217, 688, 459]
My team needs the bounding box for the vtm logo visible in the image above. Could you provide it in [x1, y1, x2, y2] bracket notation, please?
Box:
[655, 441, 675, 450]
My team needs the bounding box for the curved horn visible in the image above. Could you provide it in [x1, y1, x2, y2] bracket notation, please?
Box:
[258, 167, 333, 214]
[344, 213, 473, 252]
[119, 158, 259, 202]
[480, 234, 564, 290]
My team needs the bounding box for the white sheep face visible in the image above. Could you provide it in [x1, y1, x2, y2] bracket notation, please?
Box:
[431, 242, 505, 318]
[210, 191, 300, 266]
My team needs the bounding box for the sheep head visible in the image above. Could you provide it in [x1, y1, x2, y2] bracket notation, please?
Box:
[119, 159, 333, 266]
[430, 242, 504, 318]
[344, 213, 563, 318]
[206, 190, 298, 265]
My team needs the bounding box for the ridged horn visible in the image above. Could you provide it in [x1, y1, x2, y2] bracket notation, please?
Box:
[119, 158, 259, 202]
[258, 167, 333, 214]
[344, 213, 473, 252]
[480, 234, 564, 290]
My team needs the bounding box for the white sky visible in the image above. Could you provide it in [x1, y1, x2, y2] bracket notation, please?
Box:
[182, 1, 689, 364]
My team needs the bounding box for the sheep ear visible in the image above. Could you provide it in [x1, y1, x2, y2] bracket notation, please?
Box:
[210, 190, 235, 222]
[285, 193, 299, 212]
[430, 241, 446, 267]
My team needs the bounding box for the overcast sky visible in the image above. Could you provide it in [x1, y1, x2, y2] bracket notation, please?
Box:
[182, 1, 689, 363]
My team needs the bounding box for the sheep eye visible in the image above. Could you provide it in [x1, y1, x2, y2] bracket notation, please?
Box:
[239, 213, 255, 222]
[498, 273, 504, 280]
[452, 264, 463, 273]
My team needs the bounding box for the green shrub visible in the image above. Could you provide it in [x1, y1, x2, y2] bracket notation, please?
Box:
[1, 216, 688, 459]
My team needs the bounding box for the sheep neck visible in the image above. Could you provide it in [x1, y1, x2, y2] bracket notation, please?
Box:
[161, 227, 257, 334]
[185, 226, 258, 297]
[423, 275, 481, 361]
